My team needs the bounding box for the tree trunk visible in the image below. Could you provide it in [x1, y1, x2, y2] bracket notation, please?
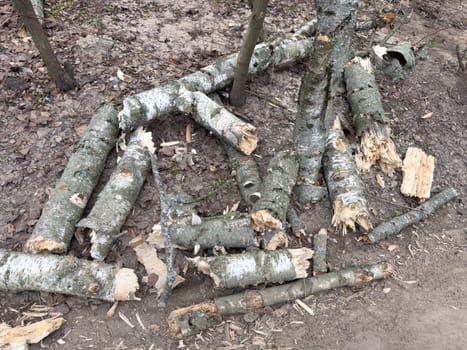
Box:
[11, 0, 76, 91]
[230, 0, 269, 106]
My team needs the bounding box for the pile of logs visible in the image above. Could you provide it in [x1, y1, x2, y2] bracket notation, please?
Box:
[1, 0, 459, 344]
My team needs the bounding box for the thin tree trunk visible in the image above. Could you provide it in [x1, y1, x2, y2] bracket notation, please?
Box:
[230, 0, 269, 106]
[11, 0, 76, 91]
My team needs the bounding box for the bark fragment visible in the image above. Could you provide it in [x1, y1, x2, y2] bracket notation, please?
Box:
[366, 188, 458, 243]
[0, 249, 139, 302]
[344, 57, 401, 173]
[190, 248, 313, 289]
[77, 128, 155, 261]
[400, 147, 435, 200]
[24, 105, 119, 254]
[168, 262, 392, 337]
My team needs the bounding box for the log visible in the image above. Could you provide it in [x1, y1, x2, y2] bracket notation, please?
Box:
[177, 91, 257, 155]
[24, 105, 119, 254]
[366, 188, 458, 243]
[0, 316, 65, 349]
[230, 0, 269, 106]
[0, 249, 139, 302]
[168, 262, 392, 337]
[293, 34, 333, 204]
[30, 0, 44, 24]
[313, 228, 328, 275]
[77, 127, 155, 261]
[251, 150, 298, 232]
[344, 57, 401, 173]
[400, 147, 435, 200]
[119, 22, 317, 131]
[190, 248, 313, 289]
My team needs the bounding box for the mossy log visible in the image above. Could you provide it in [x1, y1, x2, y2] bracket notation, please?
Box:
[251, 150, 298, 232]
[190, 248, 313, 289]
[119, 23, 317, 131]
[77, 128, 155, 261]
[24, 105, 119, 254]
[344, 57, 401, 173]
[0, 249, 139, 302]
[168, 262, 392, 337]
[177, 91, 257, 155]
[367, 188, 458, 243]
[313, 228, 328, 275]
[293, 34, 333, 204]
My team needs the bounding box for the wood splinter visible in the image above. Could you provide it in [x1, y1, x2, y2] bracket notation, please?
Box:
[400, 147, 435, 200]
[168, 262, 393, 337]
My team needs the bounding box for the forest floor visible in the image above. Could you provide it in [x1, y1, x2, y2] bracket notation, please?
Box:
[0, 0, 466, 349]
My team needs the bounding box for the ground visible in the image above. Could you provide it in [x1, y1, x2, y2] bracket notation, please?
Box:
[0, 0, 466, 349]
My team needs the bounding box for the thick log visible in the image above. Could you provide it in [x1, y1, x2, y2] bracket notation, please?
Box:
[400, 147, 435, 200]
[313, 228, 328, 275]
[230, 0, 269, 106]
[344, 57, 401, 173]
[367, 188, 458, 243]
[24, 105, 119, 254]
[177, 91, 257, 155]
[119, 22, 317, 131]
[293, 34, 333, 204]
[168, 262, 392, 337]
[0, 249, 139, 302]
[77, 128, 155, 261]
[190, 248, 313, 289]
[251, 150, 298, 232]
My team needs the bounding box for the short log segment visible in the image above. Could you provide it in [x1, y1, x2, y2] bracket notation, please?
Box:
[77, 127, 155, 261]
[168, 262, 392, 337]
[344, 57, 401, 173]
[0, 249, 139, 302]
[24, 105, 119, 254]
[313, 228, 328, 275]
[191, 248, 313, 289]
[177, 91, 257, 155]
[367, 188, 458, 243]
[293, 34, 333, 204]
[119, 23, 317, 131]
[251, 150, 298, 232]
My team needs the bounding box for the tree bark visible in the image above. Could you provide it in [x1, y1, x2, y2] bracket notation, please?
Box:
[24, 105, 119, 254]
[313, 228, 328, 275]
[77, 128, 155, 261]
[0, 249, 139, 302]
[11, 0, 75, 91]
[230, 0, 269, 106]
[119, 21, 317, 131]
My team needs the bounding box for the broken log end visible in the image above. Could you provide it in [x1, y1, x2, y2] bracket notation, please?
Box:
[251, 209, 283, 232]
[23, 237, 67, 254]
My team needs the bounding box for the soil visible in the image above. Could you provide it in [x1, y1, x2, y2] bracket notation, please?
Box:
[1, 0, 466, 349]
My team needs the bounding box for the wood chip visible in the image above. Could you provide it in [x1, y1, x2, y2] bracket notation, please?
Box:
[375, 174, 385, 188]
[295, 299, 314, 316]
[118, 311, 135, 328]
[421, 112, 433, 119]
[401, 147, 435, 199]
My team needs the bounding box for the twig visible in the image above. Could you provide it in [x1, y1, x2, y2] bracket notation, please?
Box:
[187, 178, 235, 204]
[247, 89, 296, 114]
[366, 193, 426, 212]
[150, 152, 175, 307]
[413, 26, 449, 48]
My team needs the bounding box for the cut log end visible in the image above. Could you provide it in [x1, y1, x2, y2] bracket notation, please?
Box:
[23, 238, 67, 254]
[167, 303, 219, 338]
[113, 268, 140, 301]
[401, 147, 435, 200]
[237, 126, 258, 155]
[251, 209, 283, 232]
[355, 129, 401, 173]
[332, 198, 371, 235]
[288, 248, 314, 278]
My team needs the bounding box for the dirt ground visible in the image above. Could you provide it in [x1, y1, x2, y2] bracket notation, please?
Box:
[0, 0, 466, 349]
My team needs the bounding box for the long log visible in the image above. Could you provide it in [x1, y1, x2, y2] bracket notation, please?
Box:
[119, 22, 317, 131]
[191, 248, 313, 289]
[168, 262, 392, 337]
[0, 249, 139, 302]
[77, 127, 155, 261]
[344, 57, 401, 173]
[367, 188, 458, 243]
[24, 105, 120, 254]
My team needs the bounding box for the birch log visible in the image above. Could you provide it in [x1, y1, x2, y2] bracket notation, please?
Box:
[0, 249, 139, 302]
[313, 228, 328, 275]
[344, 57, 401, 173]
[177, 91, 257, 155]
[168, 262, 392, 337]
[24, 104, 119, 254]
[191, 248, 313, 288]
[367, 188, 458, 243]
[77, 128, 155, 261]
[119, 22, 317, 131]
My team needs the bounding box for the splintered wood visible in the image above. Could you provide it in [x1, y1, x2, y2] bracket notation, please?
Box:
[401, 147, 435, 200]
